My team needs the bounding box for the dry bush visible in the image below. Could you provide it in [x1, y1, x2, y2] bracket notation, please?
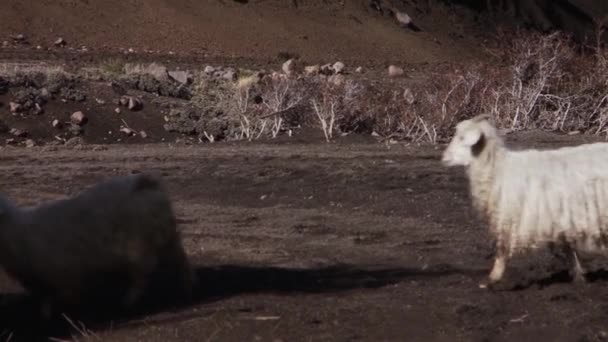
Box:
[220, 75, 313, 141]
[408, 29, 608, 141]
[188, 29, 608, 144]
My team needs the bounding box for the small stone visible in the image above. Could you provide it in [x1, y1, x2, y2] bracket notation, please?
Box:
[95, 98, 106, 105]
[24, 139, 35, 148]
[6, 138, 16, 145]
[204, 65, 216, 74]
[568, 130, 581, 136]
[139, 130, 147, 139]
[304, 65, 320, 76]
[54, 37, 66, 46]
[388, 65, 405, 78]
[9, 102, 22, 113]
[119, 96, 129, 106]
[114, 107, 121, 114]
[32, 103, 44, 115]
[355, 66, 363, 73]
[222, 70, 237, 81]
[168, 70, 190, 84]
[70, 111, 88, 126]
[40, 88, 50, 100]
[403, 88, 415, 104]
[120, 127, 136, 136]
[2, 41, 9, 48]
[320, 64, 334, 75]
[36, 45, 43, 50]
[9, 128, 27, 137]
[11, 34, 26, 42]
[128, 97, 143, 111]
[282, 59, 296, 76]
[332, 61, 345, 74]
[52, 119, 62, 128]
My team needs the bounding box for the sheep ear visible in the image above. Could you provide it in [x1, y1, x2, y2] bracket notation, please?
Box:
[462, 128, 483, 146]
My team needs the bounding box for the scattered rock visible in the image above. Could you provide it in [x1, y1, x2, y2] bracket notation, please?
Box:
[1, 41, 9, 48]
[320, 64, 334, 75]
[9, 102, 22, 113]
[403, 88, 415, 104]
[120, 127, 136, 136]
[139, 131, 148, 139]
[60, 88, 87, 102]
[222, 70, 237, 81]
[54, 37, 66, 46]
[11, 34, 26, 42]
[32, 103, 44, 115]
[395, 11, 421, 32]
[332, 61, 345, 74]
[168, 70, 191, 84]
[6, 138, 17, 145]
[9, 128, 27, 138]
[119, 74, 191, 99]
[128, 97, 143, 111]
[70, 111, 88, 126]
[355, 66, 364, 73]
[114, 107, 121, 114]
[304, 65, 320, 76]
[24, 139, 36, 148]
[52, 119, 62, 129]
[204, 66, 216, 75]
[119, 97, 129, 106]
[40, 88, 50, 99]
[95, 98, 106, 105]
[282, 59, 296, 76]
[388, 65, 405, 78]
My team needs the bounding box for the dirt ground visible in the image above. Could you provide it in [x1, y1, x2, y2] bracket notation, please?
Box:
[1, 1, 608, 340]
[1, 134, 608, 342]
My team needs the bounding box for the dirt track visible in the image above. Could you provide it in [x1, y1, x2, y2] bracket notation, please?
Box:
[1, 139, 608, 342]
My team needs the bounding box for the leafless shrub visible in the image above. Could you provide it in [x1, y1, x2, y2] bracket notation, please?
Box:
[188, 30, 608, 144]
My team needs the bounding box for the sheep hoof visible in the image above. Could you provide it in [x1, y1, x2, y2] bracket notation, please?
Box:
[573, 274, 587, 284]
[478, 281, 493, 289]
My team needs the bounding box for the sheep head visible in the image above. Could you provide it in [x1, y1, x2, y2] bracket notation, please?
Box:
[442, 114, 497, 167]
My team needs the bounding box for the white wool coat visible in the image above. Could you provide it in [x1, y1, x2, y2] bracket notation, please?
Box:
[470, 141, 608, 256]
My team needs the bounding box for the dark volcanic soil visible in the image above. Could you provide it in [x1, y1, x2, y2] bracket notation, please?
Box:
[1, 138, 608, 342]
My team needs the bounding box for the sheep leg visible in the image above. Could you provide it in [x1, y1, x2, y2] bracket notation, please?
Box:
[550, 239, 586, 282]
[570, 250, 586, 282]
[563, 244, 586, 283]
[480, 242, 508, 288]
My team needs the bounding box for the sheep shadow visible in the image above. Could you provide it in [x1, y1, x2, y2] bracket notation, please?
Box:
[495, 268, 608, 291]
[0, 262, 481, 341]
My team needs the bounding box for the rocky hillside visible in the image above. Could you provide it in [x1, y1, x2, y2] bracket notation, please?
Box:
[0, 0, 489, 65]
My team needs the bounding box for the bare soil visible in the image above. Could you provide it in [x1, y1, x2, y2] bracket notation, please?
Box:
[1, 1, 608, 341]
[1, 134, 608, 342]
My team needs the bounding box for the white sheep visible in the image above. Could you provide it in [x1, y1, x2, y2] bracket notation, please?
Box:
[0, 173, 194, 317]
[442, 114, 608, 288]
